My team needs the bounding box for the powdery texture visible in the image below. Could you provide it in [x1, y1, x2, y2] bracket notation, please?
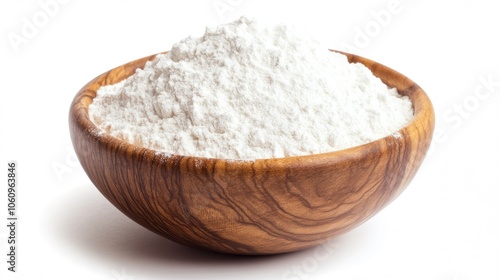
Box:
[89, 17, 413, 160]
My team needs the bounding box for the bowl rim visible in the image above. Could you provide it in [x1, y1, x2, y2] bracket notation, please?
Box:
[70, 50, 434, 169]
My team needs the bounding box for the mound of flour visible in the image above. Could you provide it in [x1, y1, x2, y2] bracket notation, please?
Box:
[89, 17, 413, 160]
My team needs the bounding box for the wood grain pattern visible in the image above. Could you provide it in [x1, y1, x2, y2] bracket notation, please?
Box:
[69, 51, 435, 255]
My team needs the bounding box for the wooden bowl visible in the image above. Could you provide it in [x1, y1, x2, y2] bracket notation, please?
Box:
[69, 51, 434, 255]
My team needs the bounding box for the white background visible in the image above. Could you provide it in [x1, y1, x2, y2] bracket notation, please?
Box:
[1, 0, 500, 279]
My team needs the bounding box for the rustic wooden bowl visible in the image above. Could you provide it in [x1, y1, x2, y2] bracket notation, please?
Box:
[69, 51, 434, 255]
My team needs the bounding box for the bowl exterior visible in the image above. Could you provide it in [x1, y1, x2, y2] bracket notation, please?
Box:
[69, 51, 434, 255]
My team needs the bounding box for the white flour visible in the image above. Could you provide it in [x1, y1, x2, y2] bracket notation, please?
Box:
[89, 17, 413, 160]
